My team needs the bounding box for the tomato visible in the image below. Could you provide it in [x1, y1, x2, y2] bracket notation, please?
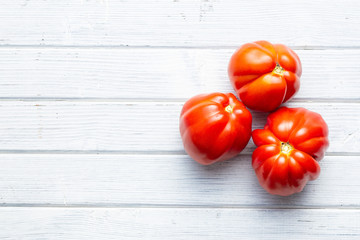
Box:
[228, 40, 302, 112]
[252, 107, 329, 196]
[180, 93, 252, 165]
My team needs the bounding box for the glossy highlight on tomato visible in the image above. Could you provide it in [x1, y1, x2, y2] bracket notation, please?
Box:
[228, 40, 302, 112]
[252, 107, 329, 196]
[180, 93, 252, 165]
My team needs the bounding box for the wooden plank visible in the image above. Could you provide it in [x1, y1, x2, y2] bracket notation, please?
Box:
[0, 101, 357, 153]
[0, 48, 359, 100]
[0, 0, 359, 47]
[1, 207, 359, 239]
[0, 154, 358, 207]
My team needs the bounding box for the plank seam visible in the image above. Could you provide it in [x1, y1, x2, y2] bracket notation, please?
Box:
[0, 204, 360, 210]
[0, 45, 360, 50]
[0, 98, 359, 103]
[0, 150, 357, 156]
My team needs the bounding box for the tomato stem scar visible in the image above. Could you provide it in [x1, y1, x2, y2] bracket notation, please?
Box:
[225, 105, 233, 113]
[281, 142, 293, 155]
[273, 63, 285, 76]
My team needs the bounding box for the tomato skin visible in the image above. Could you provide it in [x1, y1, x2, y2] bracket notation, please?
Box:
[252, 107, 329, 196]
[180, 93, 252, 165]
[228, 40, 302, 112]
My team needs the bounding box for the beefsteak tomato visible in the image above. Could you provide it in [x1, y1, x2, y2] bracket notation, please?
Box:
[180, 93, 252, 165]
[228, 40, 302, 112]
[252, 107, 329, 196]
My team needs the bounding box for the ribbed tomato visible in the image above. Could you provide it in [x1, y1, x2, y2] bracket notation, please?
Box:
[180, 93, 252, 165]
[252, 107, 329, 196]
[228, 40, 302, 112]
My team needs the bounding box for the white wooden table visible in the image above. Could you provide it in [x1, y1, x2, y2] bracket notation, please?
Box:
[0, 0, 359, 239]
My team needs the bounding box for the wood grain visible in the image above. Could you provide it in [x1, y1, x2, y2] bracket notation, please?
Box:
[1, 207, 359, 239]
[1, 1, 359, 238]
[0, 48, 359, 100]
[0, 101, 357, 153]
[0, 154, 358, 207]
[0, 0, 359, 47]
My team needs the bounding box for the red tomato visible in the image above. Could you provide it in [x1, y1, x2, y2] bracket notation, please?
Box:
[180, 93, 252, 165]
[228, 40, 302, 112]
[252, 107, 329, 196]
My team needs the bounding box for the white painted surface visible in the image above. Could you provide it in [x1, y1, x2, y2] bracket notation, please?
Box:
[0, 154, 359, 207]
[1, 208, 359, 240]
[0, 0, 359, 47]
[0, 0, 359, 239]
[0, 48, 359, 99]
[0, 101, 357, 153]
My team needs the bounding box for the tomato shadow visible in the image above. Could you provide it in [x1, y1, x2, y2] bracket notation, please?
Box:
[184, 148, 316, 207]
[253, 181, 318, 207]
[251, 110, 269, 131]
[182, 153, 255, 200]
[181, 107, 316, 206]
[186, 153, 251, 174]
